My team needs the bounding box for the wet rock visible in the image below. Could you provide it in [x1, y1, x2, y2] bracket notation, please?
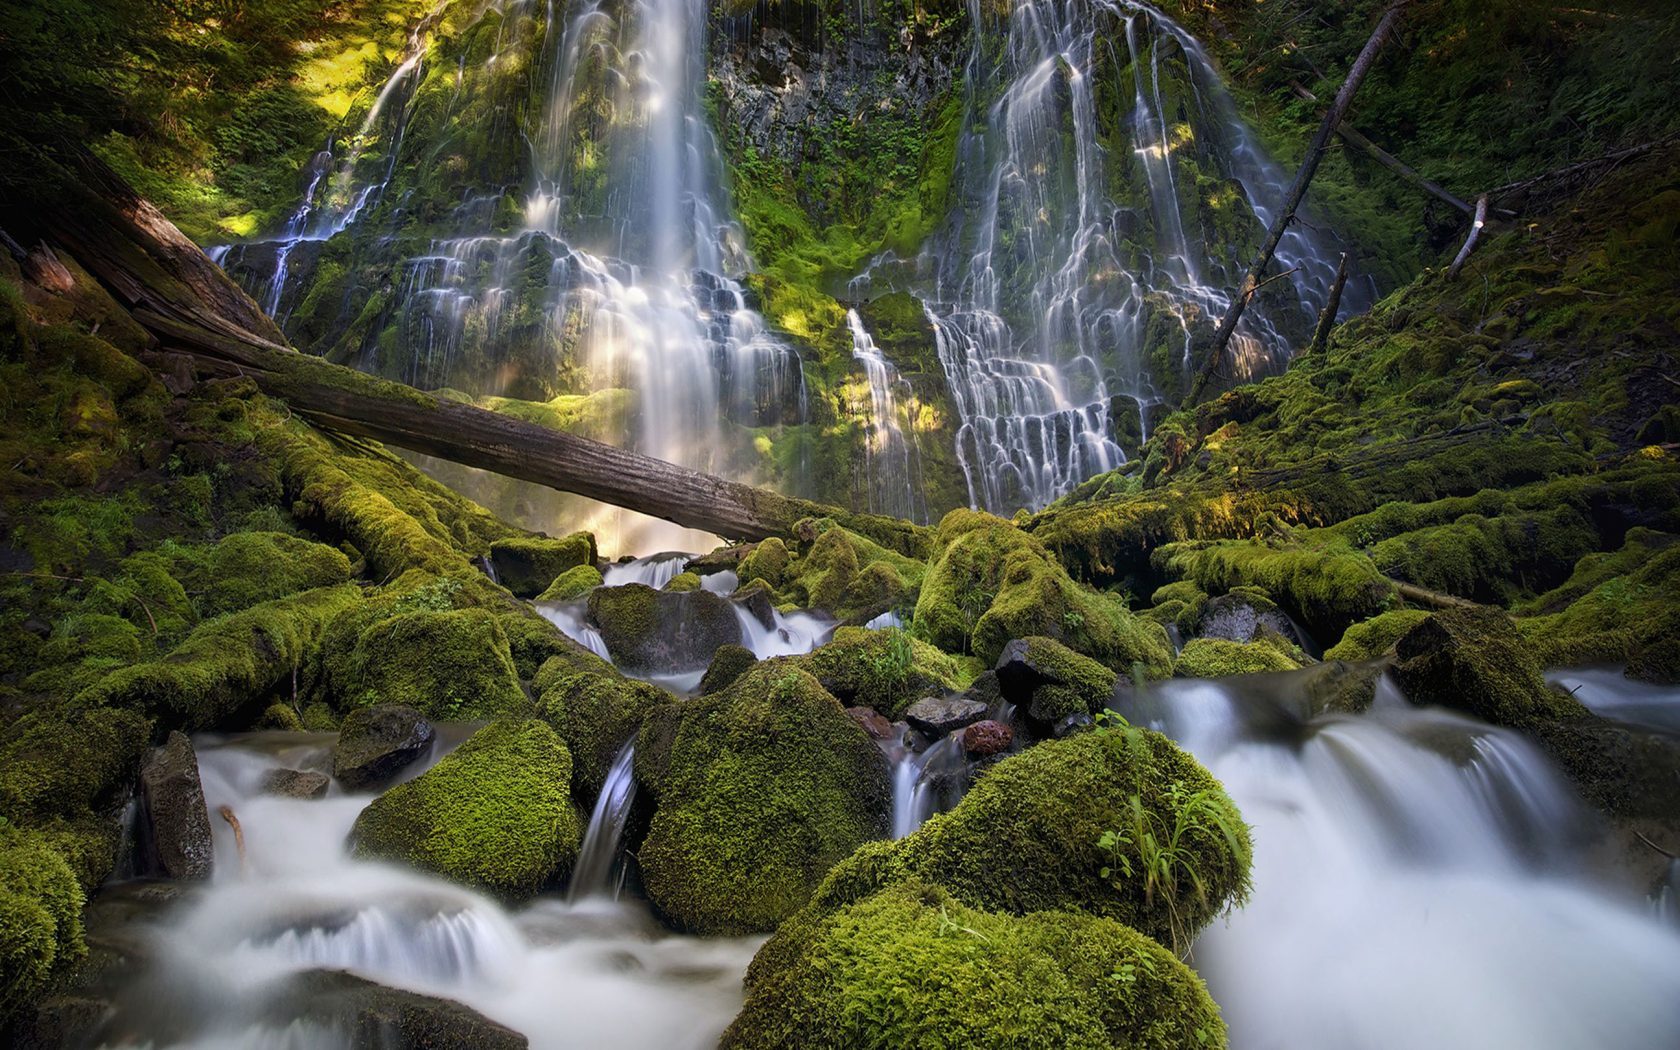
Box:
[267, 969, 527, 1049]
[1053, 712, 1095, 738]
[731, 580, 778, 630]
[588, 583, 742, 672]
[1392, 607, 1586, 727]
[261, 768, 330, 800]
[333, 705, 435, 790]
[1196, 590, 1303, 647]
[961, 719, 1013, 757]
[488, 532, 597, 598]
[139, 731, 213, 880]
[701, 644, 758, 695]
[903, 694, 988, 738]
[846, 706, 895, 740]
[995, 636, 1117, 727]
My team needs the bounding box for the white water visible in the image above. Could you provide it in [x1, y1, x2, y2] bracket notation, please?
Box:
[884, 734, 970, 839]
[845, 309, 927, 523]
[1122, 677, 1680, 1049]
[96, 734, 759, 1050]
[569, 741, 639, 902]
[1547, 667, 1680, 736]
[732, 603, 834, 660]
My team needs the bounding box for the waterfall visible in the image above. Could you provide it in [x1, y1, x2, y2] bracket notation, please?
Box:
[569, 741, 639, 901]
[920, 0, 1358, 511]
[846, 310, 928, 523]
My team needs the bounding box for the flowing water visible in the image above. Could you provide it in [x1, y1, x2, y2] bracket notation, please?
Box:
[1118, 673, 1680, 1049]
[569, 741, 639, 902]
[845, 310, 929, 523]
[86, 733, 761, 1050]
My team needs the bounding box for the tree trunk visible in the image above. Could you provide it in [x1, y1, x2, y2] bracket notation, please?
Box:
[1187, 0, 1413, 405]
[1308, 251, 1350, 355]
[1288, 81, 1471, 214]
[1447, 195, 1490, 279]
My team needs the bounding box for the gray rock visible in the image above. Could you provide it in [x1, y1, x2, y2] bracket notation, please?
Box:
[333, 705, 435, 790]
[264, 969, 527, 1049]
[1053, 712, 1096, 738]
[588, 583, 743, 672]
[262, 768, 331, 800]
[139, 731, 213, 880]
[1197, 592, 1302, 648]
[903, 694, 989, 738]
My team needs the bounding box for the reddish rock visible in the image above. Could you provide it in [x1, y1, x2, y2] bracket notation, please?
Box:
[845, 706, 894, 740]
[962, 719, 1014, 757]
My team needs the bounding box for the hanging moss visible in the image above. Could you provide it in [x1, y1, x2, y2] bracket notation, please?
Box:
[352, 719, 582, 900]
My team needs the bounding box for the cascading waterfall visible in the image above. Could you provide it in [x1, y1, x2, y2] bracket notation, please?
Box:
[1117, 674, 1680, 1049]
[845, 309, 928, 523]
[921, 0, 1358, 511]
[570, 741, 639, 901]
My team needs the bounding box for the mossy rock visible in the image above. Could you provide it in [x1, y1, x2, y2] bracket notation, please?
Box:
[663, 571, 702, 593]
[994, 636, 1118, 726]
[783, 520, 925, 621]
[1393, 607, 1587, 727]
[182, 531, 354, 617]
[488, 533, 597, 598]
[1159, 539, 1397, 644]
[336, 608, 529, 720]
[1518, 534, 1680, 673]
[535, 564, 603, 602]
[0, 705, 151, 825]
[0, 824, 86, 1024]
[635, 662, 890, 934]
[722, 879, 1227, 1050]
[738, 537, 790, 589]
[699, 644, 758, 696]
[797, 627, 972, 719]
[1173, 638, 1302, 678]
[535, 658, 665, 800]
[1324, 609, 1431, 662]
[351, 719, 582, 900]
[915, 510, 1172, 674]
[798, 728, 1250, 952]
[587, 583, 741, 673]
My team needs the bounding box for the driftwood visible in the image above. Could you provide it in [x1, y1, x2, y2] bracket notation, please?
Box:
[1447, 195, 1490, 279]
[1391, 579, 1477, 610]
[1289, 82, 1471, 215]
[1308, 251, 1350, 355]
[218, 805, 248, 875]
[1188, 0, 1413, 405]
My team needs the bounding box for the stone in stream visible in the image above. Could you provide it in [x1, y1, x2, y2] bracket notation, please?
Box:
[903, 694, 989, 738]
[265, 969, 527, 1049]
[1196, 589, 1304, 648]
[846, 706, 895, 740]
[700, 644, 758, 695]
[961, 719, 1014, 757]
[261, 767, 331, 799]
[588, 583, 742, 672]
[994, 636, 1117, 728]
[138, 731, 214, 880]
[487, 532, 597, 598]
[333, 705, 435, 790]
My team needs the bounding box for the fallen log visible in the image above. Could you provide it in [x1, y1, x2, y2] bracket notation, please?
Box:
[1188, 0, 1413, 405]
[1447, 195, 1490, 279]
[1288, 81, 1472, 215]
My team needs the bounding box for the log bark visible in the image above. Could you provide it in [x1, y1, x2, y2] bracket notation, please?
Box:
[1447, 195, 1489, 279]
[1308, 251, 1350, 356]
[1288, 81, 1471, 214]
[1187, 0, 1412, 405]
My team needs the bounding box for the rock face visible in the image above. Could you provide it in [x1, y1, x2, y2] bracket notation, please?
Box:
[903, 694, 988, 737]
[333, 705, 435, 790]
[588, 583, 742, 672]
[261, 768, 331, 800]
[961, 719, 1013, 757]
[351, 720, 582, 900]
[268, 969, 527, 1050]
[138, 731, 213, 880]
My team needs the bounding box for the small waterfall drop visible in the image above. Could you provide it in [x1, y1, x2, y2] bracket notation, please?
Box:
[569, 741, 639, 901]
[845, 309, 927, 523]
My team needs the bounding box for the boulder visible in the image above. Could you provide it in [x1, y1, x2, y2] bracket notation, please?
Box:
[994, 636, 1117, 727]
[533, 656, 664, 799]
[797, 627, 971, 719]
[261, 768, 330, 800]
[845, 706, 895, 740]
[488, 532, 597, 598]
[635, 662, 889, 934]
[138, 731, 213, 880]
[1173, 637, 1301, 679]
[332, 609, 528, 720]
[535, 564, 603, 602]
[587, 583, 742, 673]
[351, 720, 582, 900]
[903, 694, 989, 737]
[962, 719, 1013, 757]
[1392, 607, 1586, 727]
[333, 705, 435, 790]
[266, 969, 527, 1049]
[700, 644, 758, 695]
[1195, 589, 1302, 647]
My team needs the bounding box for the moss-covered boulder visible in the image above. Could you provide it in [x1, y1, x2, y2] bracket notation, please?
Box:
[635, 662, 890, 934]
[994, 636, 1118, 726]
[662, 571, 702, 593]
[488, 532, 597, 598]
[796, 627, 972, 719]
[782, 520, 925, 620]
[534, 656, 665, 799]
[334, 608, 528, 720]
[1173, 638, 1303, 678]
[1158, 539, 1397, 645]
[535, 564, 603, 602]
[587, 583, 741, 673]
[737, 537, 790, 589]
[1324, 609, 1431, 662]
[914, 511, 1172, 674]
[722, 880, 1227, 1050]
[699, 644, 758, 695]
[0, 824, 86, 1024]
[182, 531, 354, 617]
[1393, 607, 1587, 727]
[1517, 533, 1680, 677]
[351, 719, 582, 899]
[0, 706, 150, 825]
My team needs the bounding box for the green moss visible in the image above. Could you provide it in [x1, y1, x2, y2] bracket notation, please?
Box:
[179, 531, 354, 617]
[0, 706, 151, 825]
[1365, 507, 1598, 606]
[723, 880, 1227, 1050]
[797, 626, 972, 719]
[739, 537, 790, 589]
[488, 532, 598, 598]
[783, 520, 924, 620]
[77, 584, 362, 730]
[1394, 607, 1587, 727]
[997, 636, 1120, 725]
[915, 511, 1173, 674]
[0, 824, 86, 1022]
[635, 662, 889, 934]
[1173, 638, 1302, 678]
[1518, 535, 1680, 674]
[1325, 610, 1432, 662]
[699, 644, 759, 696]
[1159, 538, 1397, 643]
[663, 571, 702, 593]
[536, 564, 604, 601]
[351, 719, 581, 900]
[335, 608, 529, 720]
[535, 658, 664, 800]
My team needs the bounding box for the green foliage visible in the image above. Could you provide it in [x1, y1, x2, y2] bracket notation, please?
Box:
[351, 719, 582, 900]
[1172, 637, 1301, 679]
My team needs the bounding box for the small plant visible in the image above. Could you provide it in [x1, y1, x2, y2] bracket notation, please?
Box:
[1098, 781, 1252, 957]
